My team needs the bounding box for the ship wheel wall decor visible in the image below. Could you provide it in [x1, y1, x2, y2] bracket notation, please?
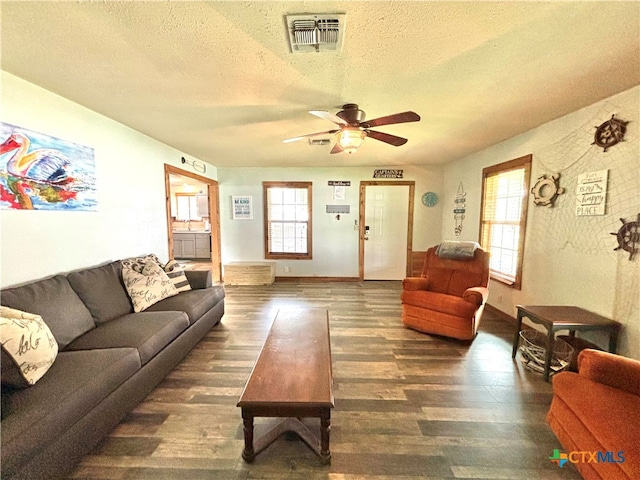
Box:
[531, 173, 565, 207]
[592, 114, 629, 152]
[610, 214, 640, 261]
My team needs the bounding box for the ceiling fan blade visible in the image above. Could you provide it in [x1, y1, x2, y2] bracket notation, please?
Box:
[361, 111, 420, 128]
[365, 130, 408, 146]
[282, 130, 339, 143]
[309, 110, 349, 125]
[330, 143, 344, 154]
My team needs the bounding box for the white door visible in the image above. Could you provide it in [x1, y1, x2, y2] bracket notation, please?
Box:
[363, 185, 410, 280]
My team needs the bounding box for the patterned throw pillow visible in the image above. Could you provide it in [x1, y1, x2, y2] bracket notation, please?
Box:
[163, 260, 192, 293]
[122, 259, 179, 312]
[0, 306, 59, 387]
[121, 253, 162, 270]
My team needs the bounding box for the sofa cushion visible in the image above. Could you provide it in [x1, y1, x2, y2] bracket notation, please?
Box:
[0, 307, 59, 387]
[122, 261, 179, 312]
[64, 311, 189, 365]
[67, 261, 133, 323]
[0, 275, 95, 349]
[163, 260, 192, 293]
[0, 348, 141, 474]
[145, 285, 225, 325]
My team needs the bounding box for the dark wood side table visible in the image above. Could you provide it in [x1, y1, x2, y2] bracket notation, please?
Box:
[511, 305, 621, 382]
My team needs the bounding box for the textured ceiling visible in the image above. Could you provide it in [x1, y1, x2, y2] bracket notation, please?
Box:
[1, 1, 639, 168]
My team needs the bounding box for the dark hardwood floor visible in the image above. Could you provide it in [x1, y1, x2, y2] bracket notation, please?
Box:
[70, 281, 581, 479]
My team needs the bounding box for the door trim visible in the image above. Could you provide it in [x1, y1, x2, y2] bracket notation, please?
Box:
[164, 164, 222, 282]
[358, 181, 415, 280]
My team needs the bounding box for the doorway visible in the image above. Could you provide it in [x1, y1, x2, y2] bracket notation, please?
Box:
[164, 164, 222, 282]
[359, 181, 414, 280]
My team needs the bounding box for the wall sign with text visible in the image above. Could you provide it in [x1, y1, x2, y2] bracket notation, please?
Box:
[232, 195, 253, 220]
[576, 170, 608, 216]
[373, 169, 403, 179]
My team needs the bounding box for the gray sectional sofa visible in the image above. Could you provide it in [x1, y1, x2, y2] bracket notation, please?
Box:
[1, 259, 225, 480]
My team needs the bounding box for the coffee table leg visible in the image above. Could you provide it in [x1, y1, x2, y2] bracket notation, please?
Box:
[241, 410, 255, 463]
[319, 410, 331, 465]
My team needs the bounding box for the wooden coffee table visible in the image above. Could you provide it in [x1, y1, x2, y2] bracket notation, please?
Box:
[237, 308, 334, 464]
[512, 305, 621, 381]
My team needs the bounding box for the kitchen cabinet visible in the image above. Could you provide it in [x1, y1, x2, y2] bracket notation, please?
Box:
[195, 233, 211, 259]
[173, 232, 210, 260]
[196, 194, 209, 217]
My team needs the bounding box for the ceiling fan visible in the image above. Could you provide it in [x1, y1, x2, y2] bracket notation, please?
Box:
[282, 103, 420, 154]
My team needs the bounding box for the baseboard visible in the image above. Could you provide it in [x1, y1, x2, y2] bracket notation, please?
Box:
[485, 303, 517, 324]
[275, 276, 361, 283]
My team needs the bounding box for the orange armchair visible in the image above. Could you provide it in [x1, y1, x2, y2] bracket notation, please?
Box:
[401, 243, 490, 341]
[547, 349, 640, 480]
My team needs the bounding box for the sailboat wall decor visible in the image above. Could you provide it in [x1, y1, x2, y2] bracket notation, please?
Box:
[0, 122, 97, 211]
[454, 181, 466, 237]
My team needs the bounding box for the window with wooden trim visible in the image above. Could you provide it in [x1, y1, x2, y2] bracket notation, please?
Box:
[174, 193, 202, 221]
[479, 154, 531, 289]
[263, 182, 312, 259]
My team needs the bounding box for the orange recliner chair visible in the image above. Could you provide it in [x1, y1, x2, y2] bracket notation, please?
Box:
[401, 242, 490, 341]
[547, 349, 640, 480]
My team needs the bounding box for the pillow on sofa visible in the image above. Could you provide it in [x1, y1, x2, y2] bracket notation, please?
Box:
[0, 306, 59, 387]
[122, 260, 179, 313]
[123, 253, 162, 266]
[163, 260, 192, 293]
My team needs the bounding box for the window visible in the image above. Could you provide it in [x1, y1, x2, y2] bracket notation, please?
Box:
[175, 193, 202, 221]
[263, 182, 312, 259]
[479, 154, 531, 289]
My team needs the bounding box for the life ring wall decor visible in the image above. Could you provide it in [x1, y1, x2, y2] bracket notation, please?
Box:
[592, 114, 629, 152]
[610, 214, 639, 261]
[531, 173, 565, 207]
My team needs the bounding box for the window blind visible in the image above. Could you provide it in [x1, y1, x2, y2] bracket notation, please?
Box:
[480, 166, 527, 285]
[265, 184, 311, 258]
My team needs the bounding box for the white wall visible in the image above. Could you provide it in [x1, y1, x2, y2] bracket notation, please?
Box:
[0, 72, 217, 287]
[218, 165, 444, 278]
[442, 86, 640, 359]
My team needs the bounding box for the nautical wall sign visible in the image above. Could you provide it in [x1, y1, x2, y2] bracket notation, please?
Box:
[328, 181, 351, 186]
[576, 170, 608, 216]
[373, 169, 403, 179]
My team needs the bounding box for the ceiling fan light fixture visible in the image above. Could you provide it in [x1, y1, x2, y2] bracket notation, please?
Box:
[337, 128, 365, 153]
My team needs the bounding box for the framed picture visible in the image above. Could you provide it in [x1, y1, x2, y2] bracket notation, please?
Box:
[232, 195, 253, 220]
[0, 122, 97, 211]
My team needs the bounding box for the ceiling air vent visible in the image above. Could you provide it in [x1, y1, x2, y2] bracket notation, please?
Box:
[308, 138, 331, 146]
[286, 14, 346, 53]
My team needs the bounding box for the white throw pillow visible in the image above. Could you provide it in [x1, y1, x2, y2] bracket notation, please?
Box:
[122, 260, 179, 312]
[0, 306, 59, 387]
[163, 260, 192, 293]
